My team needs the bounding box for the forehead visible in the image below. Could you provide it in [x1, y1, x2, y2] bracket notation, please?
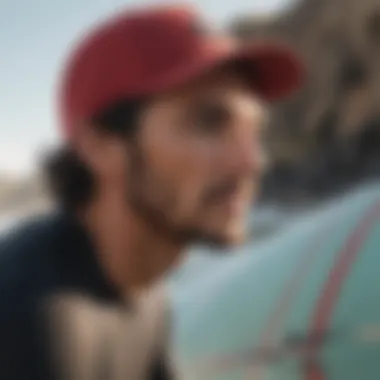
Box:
[152, 65, 266, 114]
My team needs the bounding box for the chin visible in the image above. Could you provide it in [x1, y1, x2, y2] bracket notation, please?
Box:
[223, 230, 246, 246]
[198, 227, 247, 249]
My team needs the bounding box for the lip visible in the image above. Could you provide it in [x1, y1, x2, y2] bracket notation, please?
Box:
[214, 193, 248, 215]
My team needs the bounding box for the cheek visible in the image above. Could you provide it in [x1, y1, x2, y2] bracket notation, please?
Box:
[142, 134, 215, 217]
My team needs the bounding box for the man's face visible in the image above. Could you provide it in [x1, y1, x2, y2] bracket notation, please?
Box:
[126, 67, 266, 247]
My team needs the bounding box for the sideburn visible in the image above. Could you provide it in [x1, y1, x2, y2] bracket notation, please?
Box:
[125, 144, 193, 246]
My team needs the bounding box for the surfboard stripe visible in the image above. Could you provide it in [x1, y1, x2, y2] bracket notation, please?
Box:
[304, 199, 380, 380]
[190, 223, 333, 378]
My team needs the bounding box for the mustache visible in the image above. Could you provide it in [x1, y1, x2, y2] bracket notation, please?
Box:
[202, 178, 253, 204]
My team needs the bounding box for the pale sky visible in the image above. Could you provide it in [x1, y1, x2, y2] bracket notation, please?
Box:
[0, 0, 294, 175]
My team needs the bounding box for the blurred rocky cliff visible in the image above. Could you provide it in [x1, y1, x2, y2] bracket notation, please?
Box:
[231, 0, 380, 204]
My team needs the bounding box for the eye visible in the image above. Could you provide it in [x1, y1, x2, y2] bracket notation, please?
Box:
[190, 101, 230, 135]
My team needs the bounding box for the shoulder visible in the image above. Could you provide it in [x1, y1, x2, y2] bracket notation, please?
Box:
[0, 212, 65, 335]
[0, 212, 70, 379]
[0, 213, 65, 296]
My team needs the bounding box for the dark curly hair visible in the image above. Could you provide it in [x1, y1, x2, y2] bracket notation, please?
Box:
[43, 99, 143, 212]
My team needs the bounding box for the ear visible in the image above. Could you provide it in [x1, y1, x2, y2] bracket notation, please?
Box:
[74, 124, 128, 178]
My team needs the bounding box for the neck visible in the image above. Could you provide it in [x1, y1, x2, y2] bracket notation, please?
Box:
[81, 194, 183, 293]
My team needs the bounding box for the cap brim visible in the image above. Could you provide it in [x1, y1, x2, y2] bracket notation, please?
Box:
[148, 40, 303, 102]
[233, 42, 304, 101]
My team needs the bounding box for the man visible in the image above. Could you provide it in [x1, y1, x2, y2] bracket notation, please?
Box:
[0, 4, 302, 380]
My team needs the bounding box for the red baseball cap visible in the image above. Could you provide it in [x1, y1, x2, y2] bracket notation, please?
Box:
[59, 5, 303, 140]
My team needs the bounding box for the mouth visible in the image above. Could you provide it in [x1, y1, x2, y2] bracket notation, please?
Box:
[205, 180, 253, 218]
[212, 190, 249, 216]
